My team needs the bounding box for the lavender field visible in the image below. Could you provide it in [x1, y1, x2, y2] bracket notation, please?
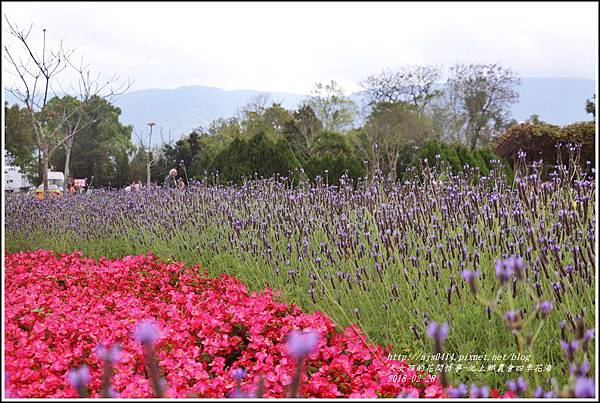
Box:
[5, 155, 596, 391]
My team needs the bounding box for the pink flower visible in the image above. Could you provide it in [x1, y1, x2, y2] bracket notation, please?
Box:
[5, 250, 448, 398]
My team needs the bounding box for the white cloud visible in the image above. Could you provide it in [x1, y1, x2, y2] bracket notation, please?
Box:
[2, 1, 597, 95]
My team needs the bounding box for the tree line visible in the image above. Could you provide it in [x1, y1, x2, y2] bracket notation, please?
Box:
[139, 63, 529, 186]
[4, 20, 595, 189]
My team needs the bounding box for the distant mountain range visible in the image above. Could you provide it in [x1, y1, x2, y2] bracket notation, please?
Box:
[4, 77, 595, 146]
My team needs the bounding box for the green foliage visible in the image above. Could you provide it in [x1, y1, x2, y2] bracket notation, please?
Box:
[304, 154, 366, 185]
[303, 131, 366, 184]
[412, 140, 511, 179]
[283, 104, 323, 160]
[4, 102, 39, 181]
[211, 132, 301, 183]
[241, 102, 294, 139]
[129, 148, 150, 183]
[413, 140, 461, 172]
[585, 94, 595, 118]
[49, 96, 134, 187]
[113, 150, 131, 188]
[365, 101, 436, 179]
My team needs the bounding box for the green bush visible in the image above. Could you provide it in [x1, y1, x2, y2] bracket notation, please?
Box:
[303, 131, 367, 185]
[304, 154, 366, 185]
[410, 140, 512, 180]
[212, 132, 301, 183]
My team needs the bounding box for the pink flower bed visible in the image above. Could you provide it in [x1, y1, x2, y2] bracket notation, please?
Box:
[4, 250, 445, 398]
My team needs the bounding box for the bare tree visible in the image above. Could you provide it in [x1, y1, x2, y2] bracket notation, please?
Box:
[135, 123, 159, 186]
[3, 18, 130, 197]
[306, 80, 357, 132]
[243, 93, 271, 116]
[447, 63, 520, 150]
[364, 103, 434, 181]
[427, 86, 468, 144]
[361, 65, 443, 114]
[54, 61, 130, 185]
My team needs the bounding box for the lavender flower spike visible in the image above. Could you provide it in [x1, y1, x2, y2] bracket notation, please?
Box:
[461, 270, 479, 294]
[134, 319, 160, 345]
[97, 343, 122, 363]
[574, 377, 595, 398]
[286, 329, 319, 359]
[537, 300, 553, 318]
[506, 377, 527, 396]
[232, 368, 247, 381]
[426, 321, 449, 344]
[67, 365, 90, 388]
[447, 383, 468, 398]
[495, 259, 513, 285]
[560, 339, 579, 361]
[67, 365, 90, 397]
[469, 384, 490, 398]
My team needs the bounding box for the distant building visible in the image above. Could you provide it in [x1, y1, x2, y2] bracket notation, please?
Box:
[4, 162, 33, 193]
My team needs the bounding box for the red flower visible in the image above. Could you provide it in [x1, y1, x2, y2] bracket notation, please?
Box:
[5, 250, 446, 398]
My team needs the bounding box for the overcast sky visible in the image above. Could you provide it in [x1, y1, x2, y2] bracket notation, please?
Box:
[2, 1, 598, 95]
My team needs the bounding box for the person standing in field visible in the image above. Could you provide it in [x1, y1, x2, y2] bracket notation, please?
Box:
[164, 168, 178, 189]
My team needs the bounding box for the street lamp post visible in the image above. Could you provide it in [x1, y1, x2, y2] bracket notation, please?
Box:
[146, 122, 156, 186]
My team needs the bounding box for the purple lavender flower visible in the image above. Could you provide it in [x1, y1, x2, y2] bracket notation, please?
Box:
[560, 339, 579, 361]
[230, 367, 248, 398]
[397, 389, 420, 398]
[232, 368, 247, 381]
[506, 377, 527, 396]
[230, 388, 247, 398]
[96, 343, 121, 363]
[504, 310, 520, 328]
[134, 319, 160, 345]
[507, 255, 524, 273]
[68, 364, 90, 396]
[574, 377, 595, 398]
[534, 386, 557, 398]
[4, 371, 11, 398]
[497, 255, 525, 282]
[447, 383, 468, 398]
[469, 384, 490, 398]
[286, 329, 319, 359]
[538, 300, 553, 318]
[570, 360, 590, 377]
[461, 270, 479, 294]
[426, 321, 449, 351]
[495, 260, 513, 285]
[67, 365, 90, 388]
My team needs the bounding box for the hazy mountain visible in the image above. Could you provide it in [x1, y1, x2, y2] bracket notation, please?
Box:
[4, 77, 595, 146]
[113, 86, 307, 143]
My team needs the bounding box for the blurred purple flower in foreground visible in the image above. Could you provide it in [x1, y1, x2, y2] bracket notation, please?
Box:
[506, 377, 527, 396]
[469, 384, 489, 398]
[67, 365, 89, 388]
[447, 383, 468, 398]
[134, 319, 160, 345]
[286, 329, 319, 359]
[96, 343, 121, 363]
[574, 377, 595, 398]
